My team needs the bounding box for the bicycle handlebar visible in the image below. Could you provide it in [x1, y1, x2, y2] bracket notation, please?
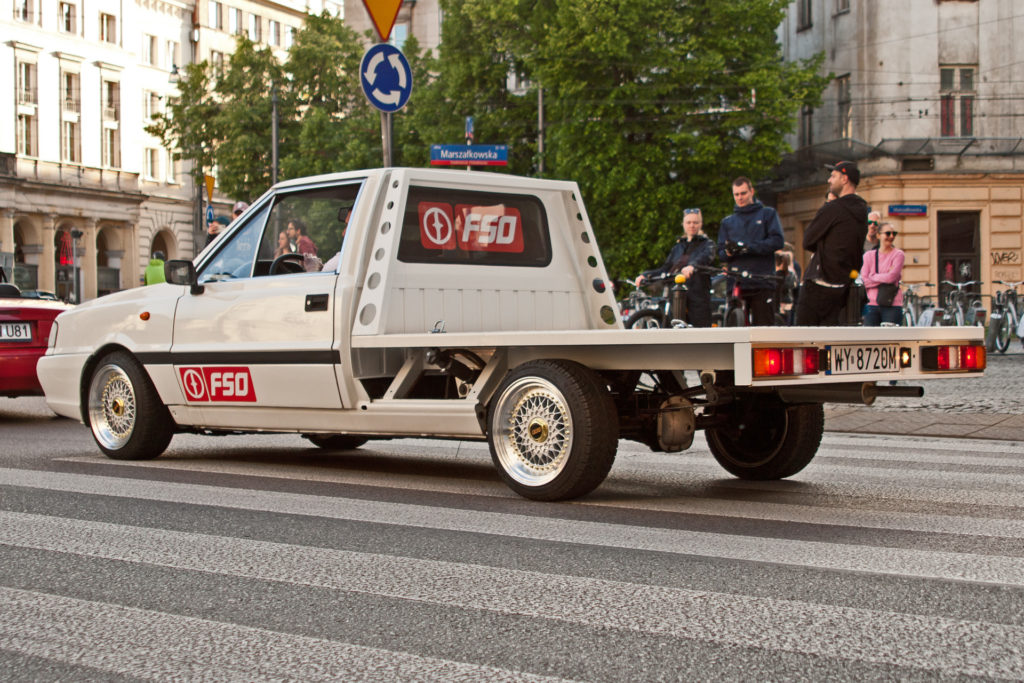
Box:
[940, 280, 983, 290]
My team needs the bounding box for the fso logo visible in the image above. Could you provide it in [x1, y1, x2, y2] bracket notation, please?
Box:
[178, 366, 257, 402]
[417, 202, 524, 253]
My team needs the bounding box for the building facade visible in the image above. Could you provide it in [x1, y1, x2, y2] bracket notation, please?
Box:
[1, 0, 308, 300]
[774, 0, 1024, 304]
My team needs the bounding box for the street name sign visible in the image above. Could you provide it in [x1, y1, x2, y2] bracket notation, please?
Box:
[430, 144, 509, 166]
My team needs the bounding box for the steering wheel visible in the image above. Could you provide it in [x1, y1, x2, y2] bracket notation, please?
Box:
[269, 253, 305, 275]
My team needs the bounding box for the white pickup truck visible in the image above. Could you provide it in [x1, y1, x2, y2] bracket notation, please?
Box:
[38, 168, 985, 500]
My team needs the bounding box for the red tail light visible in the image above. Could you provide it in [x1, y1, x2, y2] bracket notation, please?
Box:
[753, 347, 819, 377]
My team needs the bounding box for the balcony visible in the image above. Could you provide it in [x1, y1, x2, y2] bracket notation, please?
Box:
[102, 106, 119, 121]
[63, 97, 81, 114]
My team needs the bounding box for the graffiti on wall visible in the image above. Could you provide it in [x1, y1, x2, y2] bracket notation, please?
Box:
[991, 250, 1021, 266]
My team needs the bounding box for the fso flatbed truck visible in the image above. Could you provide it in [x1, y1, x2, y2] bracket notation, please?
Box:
[37, 168, 986, 501]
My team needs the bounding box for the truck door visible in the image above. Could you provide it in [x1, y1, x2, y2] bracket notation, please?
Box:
[170, 182, 362, 414]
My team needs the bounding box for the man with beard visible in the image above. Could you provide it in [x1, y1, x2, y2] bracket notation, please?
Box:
[796, 161, 870, 325]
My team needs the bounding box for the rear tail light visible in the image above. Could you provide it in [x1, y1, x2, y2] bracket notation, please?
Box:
[753, 347, 819, 377]
[920, 344, 986, 371]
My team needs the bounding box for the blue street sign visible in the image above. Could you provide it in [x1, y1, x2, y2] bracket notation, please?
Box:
[888, 204, 927, 217]
[465, 116, 474, 143]
[430, 144, 508, 166]
[206, 204, 214, 223]
[360, 43, 412, 113]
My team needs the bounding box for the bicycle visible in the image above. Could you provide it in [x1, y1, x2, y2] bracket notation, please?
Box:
[901, 282, 942, 326]
[940, 280, 985, 327]
[986, 279, 1024, 353]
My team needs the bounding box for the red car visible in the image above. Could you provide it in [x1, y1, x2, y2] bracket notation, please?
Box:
[1, 280, 72, 398]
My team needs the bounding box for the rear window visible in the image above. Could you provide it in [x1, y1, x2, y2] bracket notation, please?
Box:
[397, 186, 551, 267]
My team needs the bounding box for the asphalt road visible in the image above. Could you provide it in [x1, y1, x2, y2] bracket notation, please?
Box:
[2, 397, 1023, 680]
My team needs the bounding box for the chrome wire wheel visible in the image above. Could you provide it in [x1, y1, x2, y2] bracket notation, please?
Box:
[88, 362, 138, 451]
[491, 377, 573, 488]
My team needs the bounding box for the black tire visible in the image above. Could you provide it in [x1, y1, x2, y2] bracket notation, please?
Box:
[902, 308, 914, 328]
[304, 434, 369, 450]
[706, 393, 824, 480]
[725, 306, 745, 327]
[487, 359, 618, 501]
[625, 309, 665, 329]
[86, 351, 174, 460]
[993, 315, 1011, 353]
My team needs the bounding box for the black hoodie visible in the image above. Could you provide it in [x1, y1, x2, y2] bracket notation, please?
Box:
[802, 194, 869, 285]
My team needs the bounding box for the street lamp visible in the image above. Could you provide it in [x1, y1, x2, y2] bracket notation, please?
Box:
[70, 228, 83, 303]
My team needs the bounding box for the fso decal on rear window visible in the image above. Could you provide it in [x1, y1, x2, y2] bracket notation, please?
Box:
[399, 187, 551, 266]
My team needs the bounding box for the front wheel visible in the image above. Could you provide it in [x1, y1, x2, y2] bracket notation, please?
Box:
[625, 309, 666, 329]
[487, 360, 618, 501]
[994, 314, 1012, 353]
[87, 351, 174, 460]
[706, 394, 824, 480]
[725, 306, 746, 327]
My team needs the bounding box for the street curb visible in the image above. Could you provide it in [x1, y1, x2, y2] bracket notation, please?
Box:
[825, 406, 1024, 442]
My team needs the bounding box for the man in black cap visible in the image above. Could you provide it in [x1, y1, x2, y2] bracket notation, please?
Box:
[796, 161, 869, 325]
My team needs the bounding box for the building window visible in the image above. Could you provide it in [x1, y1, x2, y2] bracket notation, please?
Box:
[14, 0, 36, 22]
[17, 61, 37, 105]
[167, 151, 180, 184]
[143, 91, 161, 119]
[284, 25, 295, 48]
[835, 0, 850, 12]
[62, 120, 81, 162]
[208, 0, 222, 30]
[144, 148, 159, 180]
[61, 71, 80, 113]
[102, 128, 120, 167]
[230, 8, 243, 35]
[836, 74, 852, 139]
[102, 80, 120, 121]
[797, 0, 812, 30]
[391, 23, 408, 51]
[99, 12, 116, 42]
[210, 50, 225, 76]
[166, 40, 180, 70]
[143, 35, 158, 66]
[799, 106, 813, 148]
[17, 113, 38, 156]
[269, 20, 280, 46]
[59, 1, 76, 32]
[248, 13, 261, 42]
[940, 65, 975, 137]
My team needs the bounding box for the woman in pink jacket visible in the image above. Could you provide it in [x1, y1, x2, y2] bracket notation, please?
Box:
[861, 222, 905, 325]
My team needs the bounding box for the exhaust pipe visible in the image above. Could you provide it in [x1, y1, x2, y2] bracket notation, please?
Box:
[777, 382, 923, 405]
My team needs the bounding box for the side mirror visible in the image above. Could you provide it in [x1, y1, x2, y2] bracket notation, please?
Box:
[164, 259, 204, 295]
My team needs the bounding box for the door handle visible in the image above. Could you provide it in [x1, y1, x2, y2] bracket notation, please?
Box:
[305, 293, 329, 312]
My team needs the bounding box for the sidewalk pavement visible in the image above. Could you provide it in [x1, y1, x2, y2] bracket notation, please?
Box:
[825, 406, 1024, 441]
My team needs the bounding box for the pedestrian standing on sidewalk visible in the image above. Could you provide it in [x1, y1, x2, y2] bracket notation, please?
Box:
[796, 161, 870, 326]
[861, 222, 905, 326]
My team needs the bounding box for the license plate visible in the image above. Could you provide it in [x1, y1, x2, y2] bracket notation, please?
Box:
[828, 344, 900, 375]
[0, 322, 32, 342]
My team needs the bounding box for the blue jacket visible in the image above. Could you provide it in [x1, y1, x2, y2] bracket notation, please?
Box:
[717, 201, 784, 290]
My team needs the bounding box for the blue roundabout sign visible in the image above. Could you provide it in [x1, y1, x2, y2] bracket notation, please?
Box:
[360, 43, 412, 113]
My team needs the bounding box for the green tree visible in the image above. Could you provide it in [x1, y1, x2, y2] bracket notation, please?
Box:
[429, 0, 829, 278]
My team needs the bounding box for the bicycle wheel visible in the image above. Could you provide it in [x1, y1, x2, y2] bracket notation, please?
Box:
[902, 307, 915, 327]
[995, 313, 1012, 353]
[725, 306, 746, 327]
[625, 309, 666, 329]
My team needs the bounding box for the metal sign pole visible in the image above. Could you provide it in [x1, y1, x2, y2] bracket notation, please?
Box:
[381, 111, 392, 167]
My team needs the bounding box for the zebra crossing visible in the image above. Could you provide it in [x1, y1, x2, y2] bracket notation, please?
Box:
[2, 431, 1023, 680]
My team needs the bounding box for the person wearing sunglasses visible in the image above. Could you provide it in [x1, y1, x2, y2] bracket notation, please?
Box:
[635, 207, 714, 327]
[860, 222, 904, 326]
[865, 211, 882, 251]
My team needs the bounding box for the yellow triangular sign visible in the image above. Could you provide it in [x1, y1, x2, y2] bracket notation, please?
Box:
[361, 0, 403, 41]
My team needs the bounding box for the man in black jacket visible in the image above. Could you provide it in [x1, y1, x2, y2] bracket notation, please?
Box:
[796, 161, 870, 325]
[717, 177, 785, 325]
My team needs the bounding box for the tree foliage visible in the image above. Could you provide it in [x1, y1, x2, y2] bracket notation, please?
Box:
[420, 0, 828, 277]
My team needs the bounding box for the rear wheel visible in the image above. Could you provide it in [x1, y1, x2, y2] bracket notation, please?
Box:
[995, 314, 1012, 353]
[87, 351, 174, 460]
[304, 434, 368, 450]
[706, 393, 823, 480]
[625, 309, 665, 329]
[488, 360, 618, 501]
[725, 306, 745, 327]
